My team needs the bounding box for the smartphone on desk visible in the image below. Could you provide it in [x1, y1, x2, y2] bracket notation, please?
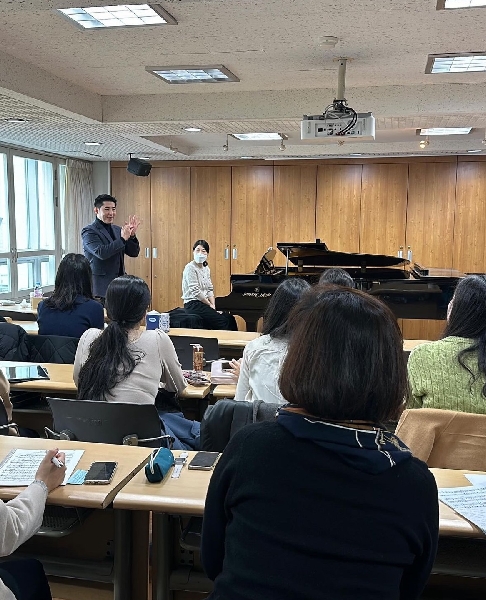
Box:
[187, 452, 220, 471]
[84, 461, 118, 485]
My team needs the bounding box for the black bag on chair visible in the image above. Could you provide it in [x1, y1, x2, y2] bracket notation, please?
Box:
[168, 308, 204, 329]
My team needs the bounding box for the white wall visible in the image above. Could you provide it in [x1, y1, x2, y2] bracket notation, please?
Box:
[92, 161, 110, 197]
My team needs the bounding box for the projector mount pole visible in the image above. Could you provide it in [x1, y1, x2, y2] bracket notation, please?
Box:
[334, 58, 348, 113]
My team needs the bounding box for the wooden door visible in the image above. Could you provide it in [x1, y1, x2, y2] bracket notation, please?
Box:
[316, 164, 362, 252]
[402, 161, 457, 340]
[190, 167, 232, 297]
[110, 168, 152, 286]
[231, 166, 273, 274]
[360, 164, 408, 255]
[273, 166, 317, 266]
[454, 161, 486, 273]
[150, 167, 191, 312]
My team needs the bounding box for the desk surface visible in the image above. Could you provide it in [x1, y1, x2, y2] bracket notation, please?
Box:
[1, 361, 210, 399]
[114, 450, 212, 515]
[116, 461, 486, 539]
[0, 436, 151, 509]
[432, 468, 485, 539]
[10, 321, 261, 348]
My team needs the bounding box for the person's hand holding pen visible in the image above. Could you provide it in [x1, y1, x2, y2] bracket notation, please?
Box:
[34, 449, 67, 492]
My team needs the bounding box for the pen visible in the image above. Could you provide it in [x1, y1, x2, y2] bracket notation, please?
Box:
[51, 456, 64, 469]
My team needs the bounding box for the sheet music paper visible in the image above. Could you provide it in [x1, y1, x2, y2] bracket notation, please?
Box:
[0, 449, 84, 486]
[438, 486, 486, 535]
[465, 474, 486, 487]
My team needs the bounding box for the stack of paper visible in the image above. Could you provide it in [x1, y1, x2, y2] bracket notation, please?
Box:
[0, 449, 84, 486]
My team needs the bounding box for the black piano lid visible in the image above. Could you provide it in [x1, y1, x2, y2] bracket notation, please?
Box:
[276, 243, 410, 268]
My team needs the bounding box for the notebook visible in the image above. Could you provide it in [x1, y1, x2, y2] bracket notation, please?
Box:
[0, 449, 84, 486]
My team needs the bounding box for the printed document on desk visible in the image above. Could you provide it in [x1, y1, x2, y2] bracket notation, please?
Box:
[439, 486, 486, 535]
[0, 449, 84, 486]
[465, 474, 486, 487]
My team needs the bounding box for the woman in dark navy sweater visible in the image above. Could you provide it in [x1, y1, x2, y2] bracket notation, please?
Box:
[201, 286, 439, 600]
[37, 254, 104, 339]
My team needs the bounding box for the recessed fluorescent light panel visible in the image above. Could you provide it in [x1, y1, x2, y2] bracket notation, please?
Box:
[426, 53, 486, 73]
[437, 0, 486, 8]
[184, 127, 202, 132]
[232, 133, 283, 141]
[84, 141, 102, 146]
[419, 127, 472, 135]
[58, 4, 176, 29]
[147, 65, 239, 84]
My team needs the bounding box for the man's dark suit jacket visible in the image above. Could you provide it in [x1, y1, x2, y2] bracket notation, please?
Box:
[81, 218, 140, 297]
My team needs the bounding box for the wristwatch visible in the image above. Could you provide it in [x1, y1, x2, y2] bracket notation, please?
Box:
[171, 451, 189, 479]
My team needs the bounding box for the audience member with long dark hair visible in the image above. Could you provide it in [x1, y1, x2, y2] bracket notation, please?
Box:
[37, 253, 104, 338]
[202, 286, 438, 600]
[74, 275, 186, 403]
[234, 278, 310, 403]
[408, 274, 486, 413]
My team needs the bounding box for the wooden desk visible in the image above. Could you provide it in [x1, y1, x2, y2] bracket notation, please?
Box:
[9, 320, 39, 334]
[115, 463, 486, 600]
[168, 327, 260, 349]
[0, 437, 151, 600]
[114, 450, 211, 600]
[0, 305, 37, 321]
[2, 361, 211, 400]
[212, 384, 236, 399]
[432, 468, 485, 539]
[403, 339, 429, 352]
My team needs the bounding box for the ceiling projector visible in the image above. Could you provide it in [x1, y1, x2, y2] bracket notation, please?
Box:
[301, 58, 375, 143]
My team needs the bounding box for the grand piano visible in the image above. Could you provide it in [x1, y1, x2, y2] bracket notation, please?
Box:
[215, 242, 464, 331]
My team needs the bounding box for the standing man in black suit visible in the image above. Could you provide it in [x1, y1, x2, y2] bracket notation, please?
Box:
[81, 194, 141, 302]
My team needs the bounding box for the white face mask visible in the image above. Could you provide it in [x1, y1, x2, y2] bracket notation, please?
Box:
[194, 252, 206, 264]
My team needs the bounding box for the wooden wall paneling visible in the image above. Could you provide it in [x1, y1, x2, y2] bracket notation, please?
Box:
[150, 167, 191, 312]
[453, 161, 486, 273]
[401, 319, 445, 341]
[110, 168, 152, 286]
[190, 167, 232, 297]
[231, 166, 273, 274]
[401, 162, 457, 340]
[273, 166, 317, 265]
[406, 162, 457, 268]
[360, 164, 408, 255]
[316, 164, 362, 252]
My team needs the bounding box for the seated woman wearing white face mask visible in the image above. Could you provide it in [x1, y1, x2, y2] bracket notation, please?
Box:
[182, 240, 237, 330]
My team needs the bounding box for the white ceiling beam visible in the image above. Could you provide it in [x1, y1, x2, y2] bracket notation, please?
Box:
[102, 83, 486, 123]
[0, 49, 102, 122]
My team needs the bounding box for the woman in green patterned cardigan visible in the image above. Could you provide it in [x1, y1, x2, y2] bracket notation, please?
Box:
[407, 274, 486, 414]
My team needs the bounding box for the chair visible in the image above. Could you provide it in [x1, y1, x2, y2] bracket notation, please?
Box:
[46, 397, 172, 447]
[395, 408, 486, 470]
[169, 335, 220, 370]
[27, 334, 79, 364]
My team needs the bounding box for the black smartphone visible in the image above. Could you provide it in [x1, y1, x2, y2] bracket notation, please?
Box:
[187, 452, 220, 471]
[84, 461, 118, 485]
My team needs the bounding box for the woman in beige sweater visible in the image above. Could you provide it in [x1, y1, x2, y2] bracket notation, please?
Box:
[408, 275, 486, 413]
[74, 275, 186, 403]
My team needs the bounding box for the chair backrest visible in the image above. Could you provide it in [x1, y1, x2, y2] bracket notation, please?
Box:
[169, 335, 220, 370]
[396, 408, 486, 470]
[200, 399, 279, 452]
[47, 398, 165, 447]
[28, 334, 79, 364]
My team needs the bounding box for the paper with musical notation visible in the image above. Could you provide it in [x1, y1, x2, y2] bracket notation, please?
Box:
[0, 449, 84, 486]
[439, 486, 486, 535]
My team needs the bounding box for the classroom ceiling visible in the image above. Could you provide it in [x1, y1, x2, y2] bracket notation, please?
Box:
[0, 0, 486, 160]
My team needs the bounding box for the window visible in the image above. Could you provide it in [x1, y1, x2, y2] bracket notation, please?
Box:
[0, 148, 64, 300]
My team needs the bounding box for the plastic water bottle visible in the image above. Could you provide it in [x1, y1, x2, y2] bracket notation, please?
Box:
[398, 246, 403, 258]
[33, 282, 43, 298]
[407, 246, 413, 262]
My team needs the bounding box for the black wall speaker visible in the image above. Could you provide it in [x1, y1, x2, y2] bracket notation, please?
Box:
[127, 157, 152, 177]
